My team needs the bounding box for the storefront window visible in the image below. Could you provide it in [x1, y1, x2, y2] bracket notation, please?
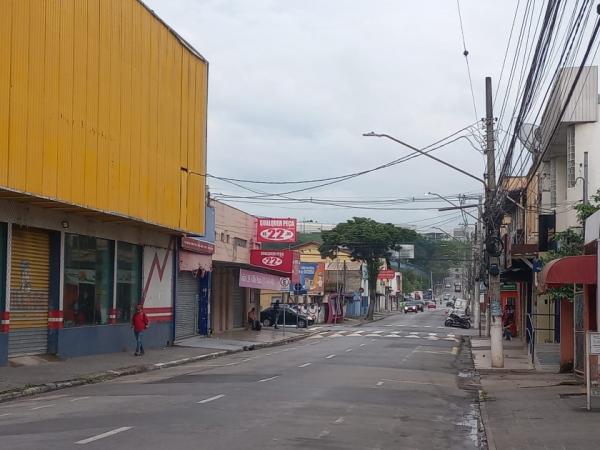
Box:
[116, 242, 142, 323]
[63, 234, 114, 327]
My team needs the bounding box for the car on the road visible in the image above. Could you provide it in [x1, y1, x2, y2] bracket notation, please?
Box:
[260, 306, 314, 328]
[414, 300, 425, 312]
[446, 300, 454, 307]
[404, 301, 418, 313]
[427, 302, 436, 309]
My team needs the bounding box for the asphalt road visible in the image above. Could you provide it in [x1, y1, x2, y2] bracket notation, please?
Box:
[0, 309, 482, 450]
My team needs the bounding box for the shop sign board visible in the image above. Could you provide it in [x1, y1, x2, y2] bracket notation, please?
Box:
[377, 269, 396, 280]
[250, 249, 300, 281]
[239, 268, 290, 291]
[256, 218, 297, 243]
[181, 237, 215, 255]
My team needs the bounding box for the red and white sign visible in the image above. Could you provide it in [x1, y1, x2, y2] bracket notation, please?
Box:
[256, 218, 297, 243]
[378, 269, 396, 280]
[239, 269, 290, 291]
[181, 237, 215, 255]
[250, 249, 300, 282]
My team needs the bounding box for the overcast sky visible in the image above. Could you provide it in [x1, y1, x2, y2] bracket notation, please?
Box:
[144, 0, 522, 231]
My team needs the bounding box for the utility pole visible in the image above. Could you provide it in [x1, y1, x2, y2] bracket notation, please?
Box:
[584, 151, 589, 205]
[473, 195, 483, 335]
[484, 76, 504, 368]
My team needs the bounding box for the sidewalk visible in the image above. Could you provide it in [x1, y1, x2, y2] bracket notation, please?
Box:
[473, 337, 600, 449]
[0, 327, 315, 402]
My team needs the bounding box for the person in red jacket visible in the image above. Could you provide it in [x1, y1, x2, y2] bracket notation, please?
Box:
[131, 304, 149, 356]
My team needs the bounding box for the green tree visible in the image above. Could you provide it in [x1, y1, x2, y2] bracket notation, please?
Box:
[574, 189, 600, 224]
[319, 218, 411, 320]
[541, 228, 584, 301]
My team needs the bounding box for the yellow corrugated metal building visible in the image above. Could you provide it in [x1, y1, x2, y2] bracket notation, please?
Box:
[0, 0, 207, 235]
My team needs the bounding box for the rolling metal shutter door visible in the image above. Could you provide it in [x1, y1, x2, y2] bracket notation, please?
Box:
[231, 270, 244, 328]
[175, 271, 198, 340]
[9, 228, 50, 356]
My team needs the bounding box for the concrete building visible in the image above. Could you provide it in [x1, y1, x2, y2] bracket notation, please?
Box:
[0, 0, 208, 363]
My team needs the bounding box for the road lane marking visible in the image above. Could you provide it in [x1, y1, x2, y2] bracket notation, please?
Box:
[409, 331, 418, 334]
[265, 353, 272, 356]
[334, 416, 345, 424]
[428, 333, 437, 336]
[406, 335, 420, 338]
[385, 334, 401, 337]
[70, 397, 90, 402]
[198, 394, 226, 404]
[298, 363, 312, 368]
[452, 347, 459, 355]
[325, 354, 336, 359]
[365, 334, 380, 337]
[423, 326, 431, 328]
[371, 339, 377, 341]
[30, 404, 55, 411]
[345, 348, 353, 352]
[416, 350, 451, 355]
[226, 362, 239, 366]
[376, 381, 384, 386]
[75, 427, 132, 444]
[0, 413, 11, 417]
[317, 430, 330, 438]
[242, 359, 251, 362]
[447, 334, 455, 337]
[359, 343, 366, 347]
[258, 376, 280, 383]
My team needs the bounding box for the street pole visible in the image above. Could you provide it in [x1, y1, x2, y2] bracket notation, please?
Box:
[584, 151, 589, 205]
[485, 76, 504, 368]
[473, 196, 482, 335]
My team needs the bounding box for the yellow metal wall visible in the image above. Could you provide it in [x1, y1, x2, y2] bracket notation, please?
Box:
[0, 0, 207, 235]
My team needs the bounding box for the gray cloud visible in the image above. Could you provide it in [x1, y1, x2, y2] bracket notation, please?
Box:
[144, 0, 517, 229]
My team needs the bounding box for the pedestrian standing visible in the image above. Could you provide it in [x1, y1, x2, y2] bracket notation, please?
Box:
[132, 304, 149, 356]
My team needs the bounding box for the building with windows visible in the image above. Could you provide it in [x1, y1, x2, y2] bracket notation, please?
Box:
[0, 0, 208, 363]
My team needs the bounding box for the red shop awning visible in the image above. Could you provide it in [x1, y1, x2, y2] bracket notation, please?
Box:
[538, 255, 597, 290]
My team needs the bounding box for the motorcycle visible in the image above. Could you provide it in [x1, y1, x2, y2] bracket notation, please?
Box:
[444, 312, 471, 329]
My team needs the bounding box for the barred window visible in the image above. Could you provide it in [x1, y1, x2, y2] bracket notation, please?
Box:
[567, 126, 576, 188]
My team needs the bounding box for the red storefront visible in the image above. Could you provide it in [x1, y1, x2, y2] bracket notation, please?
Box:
[538, 254, 597, 374]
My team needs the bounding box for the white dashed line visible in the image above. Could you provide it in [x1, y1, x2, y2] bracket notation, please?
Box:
[257, 376, 280, 383]
[376, 381, 384, 386]
[225, 362, 239, 366]
[31, 404, 55, 411]
[325, 354, 336, 359]
[359, 343, 366, 347]
[70, 397, 90, 402]
[345, 348, 353, 352]
[0, 413, 11, 417]
[198, 394, 225, 404]
[317, 430, 330, 439]
[334, 416, 345, 424]
[75, 427, 132, 445]
[265, 353, 272, 356]
[298, 363, 312, 368]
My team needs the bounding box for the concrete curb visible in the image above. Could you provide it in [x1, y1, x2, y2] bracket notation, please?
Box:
[0, 330, 318, 404]
[478, 389, 496, 450]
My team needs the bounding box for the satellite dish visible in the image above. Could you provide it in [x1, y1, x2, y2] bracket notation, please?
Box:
[518, 123, 541, 153]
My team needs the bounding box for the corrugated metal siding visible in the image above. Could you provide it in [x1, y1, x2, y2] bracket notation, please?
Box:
[9, 227, 50, 356]
[0, 0, 207, 235]
[175, 271, 198, 340]
[540, 66, 598, 149]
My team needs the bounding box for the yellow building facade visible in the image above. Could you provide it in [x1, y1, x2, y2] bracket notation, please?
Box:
[0, 0, 207, 234]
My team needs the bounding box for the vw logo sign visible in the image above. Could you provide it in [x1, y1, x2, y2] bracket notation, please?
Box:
[260, 227, 294, 241]
[262, 256, 283, 267]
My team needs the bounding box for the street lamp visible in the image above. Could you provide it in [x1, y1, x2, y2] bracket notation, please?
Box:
[363, 132, 486, 186]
